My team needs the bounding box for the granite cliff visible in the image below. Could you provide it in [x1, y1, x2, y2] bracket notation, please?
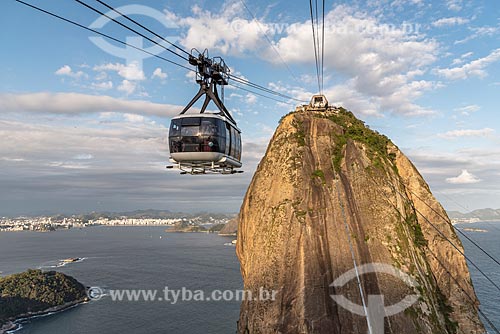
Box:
[236, 108, 484, 334]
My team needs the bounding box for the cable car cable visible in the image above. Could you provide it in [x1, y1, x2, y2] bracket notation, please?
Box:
[77, 0, 304, 104]
[367, 173, 500, 294]
[315, 0, 321, 92]
[405, 187, 500, 270]
[382, 190, 500, 334]
[371, 165, 500, 271]
[238, 0, 300, 83]
[14, 0, 306, 105]
[321, 0, 325, 94]
[308, 0, 321, 94]
[433, 190, 500, 233]
[427, 248, 500, 334]
[73, 0, 190, 62]
[76, 0, 305, 104]
[229, 75, 307, 103]
[93, 0, 190, 57]
[332, 171, 374, 334]
[228, 83, 297, 106]
[14, 0, 194, 73]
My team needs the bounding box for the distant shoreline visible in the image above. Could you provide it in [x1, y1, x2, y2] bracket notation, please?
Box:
[452, 219, 500, 225]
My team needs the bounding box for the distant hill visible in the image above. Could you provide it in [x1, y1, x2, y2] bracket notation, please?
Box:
[447, 208, 500, 221]
[219, 217, 238, 235]
[53, 210, 236, 222]
[166, 221, 207, 233]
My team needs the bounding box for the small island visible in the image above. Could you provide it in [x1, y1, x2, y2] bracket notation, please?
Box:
[0, 269, 88, 333]
[166, 221, 208, 233]
[165, 221, 229, 233]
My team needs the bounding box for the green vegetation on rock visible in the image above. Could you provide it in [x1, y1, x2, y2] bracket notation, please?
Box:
[0, 269, 87, 324]
[209, 223, 226, 233]
[167, 221, 207, 233]
[327, 108, 396, 172]
[311, 170, 326, 184]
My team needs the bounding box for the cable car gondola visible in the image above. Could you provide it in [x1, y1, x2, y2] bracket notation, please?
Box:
[167, 50, 243, 175]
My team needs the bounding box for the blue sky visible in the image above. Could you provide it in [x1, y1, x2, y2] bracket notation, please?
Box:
[0, 0, 499, 216]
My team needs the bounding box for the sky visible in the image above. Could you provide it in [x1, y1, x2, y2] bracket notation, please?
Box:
[0, 0, 499, 216]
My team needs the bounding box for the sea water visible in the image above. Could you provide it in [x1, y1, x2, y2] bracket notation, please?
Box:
[0, 223, 499, 333]
[0, 226, 242, 334]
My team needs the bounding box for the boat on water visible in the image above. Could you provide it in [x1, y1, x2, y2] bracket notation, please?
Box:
[61, 258, 82, 263]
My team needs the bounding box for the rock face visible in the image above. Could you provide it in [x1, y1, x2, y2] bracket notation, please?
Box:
[236, 109, 484, 334]
[219, 217, 239, 235]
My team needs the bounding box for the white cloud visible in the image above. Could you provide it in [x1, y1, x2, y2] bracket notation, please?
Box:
[446, 0, 463, 11]
[0, 92, 182, 117]
[152, 68, 167, 80]
[0, 115, 251, 215]
[438, 128, 494, 139]
[270, 5, 439, 115]
[93, 62, 145, 81]
[73, 154, 93, 160]
[461, 51, 474, 59]
[455, 25, 500, 45]
[245, 93, 257, 104]
[454, 104, 480, 115]
[124, 113, 146, 123]
[55, 65, 87, 79]
[55, 65, 72, 76]
[172, 3, 272, 56]
[118, 80, 137, 95]
[95, 72, 108, 81]
[91, 81, 113, 90]
[446, 170, 481, 184]
[434, 48, 500, 80]
[451, 51, 474, 65]
[432, 17, 469, 27]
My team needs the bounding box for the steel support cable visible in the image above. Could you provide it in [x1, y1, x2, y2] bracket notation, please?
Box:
[229, 74, 306, 103]
[81, 0, 305, 104]
[93, 0, 190, 57]
[239, 0, 300, 83]
[371, 166, 500, 272]
[308, 0, 321, 94]
[14, 0, 195, 72]
[333, 173, 374, 334]
[435, 190, 500, 234]
[404, 188, 500, 270]
[365, 172, 500, 294]
[376, 184, 500, 334]
[314, 0, 322, 94]
[321, 0, 325, 94]
[427, 249, 500, 334]
[228, 83, 296, 106]
[73, 0, 190, 61]
[229, 75, 291, 97]
[15, 0, 305, 106]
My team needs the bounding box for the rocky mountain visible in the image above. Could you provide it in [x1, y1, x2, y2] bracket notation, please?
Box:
[448, 209, 500, 221]
[236, 108, 484, 333]
[219, 216, 239, 235]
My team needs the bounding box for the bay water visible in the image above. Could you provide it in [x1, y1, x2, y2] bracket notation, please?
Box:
[0, 222, 499, 333]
